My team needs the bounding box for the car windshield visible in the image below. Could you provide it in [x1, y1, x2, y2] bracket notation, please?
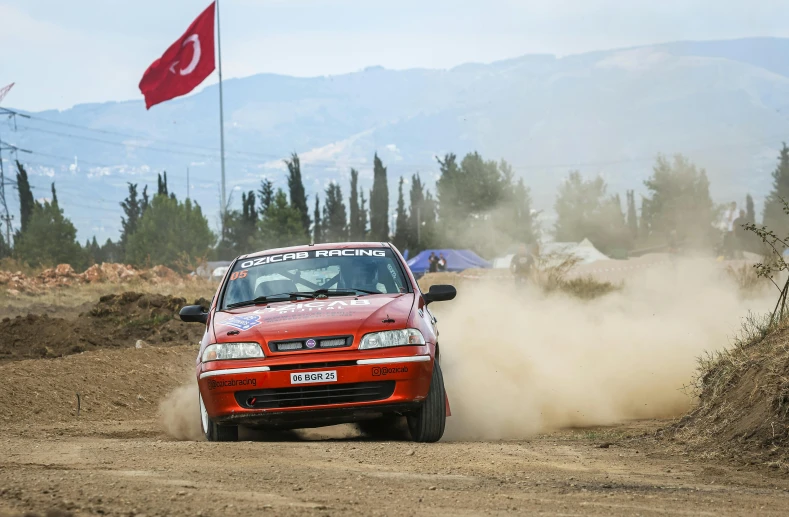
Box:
[221, 248, 410, 309]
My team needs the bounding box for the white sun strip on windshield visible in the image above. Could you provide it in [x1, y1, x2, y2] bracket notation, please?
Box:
[239, 249, 386, 268]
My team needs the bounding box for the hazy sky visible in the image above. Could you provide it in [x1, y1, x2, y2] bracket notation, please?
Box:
[2, 0, 789, 111]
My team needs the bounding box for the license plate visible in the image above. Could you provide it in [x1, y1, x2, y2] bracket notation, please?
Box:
[290, 370, 337, 384]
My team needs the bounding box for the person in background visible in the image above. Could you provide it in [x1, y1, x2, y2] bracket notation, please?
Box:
[510, 243, 534, 284]
[428, 252, 438, 273]
[437, 253, 447, 272]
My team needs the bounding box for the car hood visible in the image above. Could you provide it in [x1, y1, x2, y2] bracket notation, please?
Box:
[212, 294, 414, 343]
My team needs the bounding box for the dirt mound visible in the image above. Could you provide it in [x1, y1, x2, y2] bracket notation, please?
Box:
[0, 292, 208, 362]
[664, 318, 789, 469]
[0, 262, 189, 295]
[0, 345, 195, 426]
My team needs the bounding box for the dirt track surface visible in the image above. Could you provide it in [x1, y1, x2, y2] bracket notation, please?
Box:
[3, 419, 789, 517]
[2, 347, 789, 516]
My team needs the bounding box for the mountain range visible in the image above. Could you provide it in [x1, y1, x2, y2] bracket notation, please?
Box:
[2, 37, 789, 242]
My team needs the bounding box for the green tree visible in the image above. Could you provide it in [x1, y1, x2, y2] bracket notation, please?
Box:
[313, 197, 323, 244]
[101, 238, 122, 263]
[86, 236, 101, 264]
[0, 232, 10, 259]
[392, 177, 409, 251]
[763, 144, 789, 234]
[554, 171, 630, 254]
[15, 161, 35, 234]
[15, 183, 84, 267]
[219, 191, 258, 258]
[257, 189, 309, 249]
[369, 153, 390, 241]
[493, 176, 536, 247]
[120, 183, 144, 253]
[126, 194, 215, 268]
[407, 174, 426, 252]
[157, 172, 169, 197]
[258, 178, 274, 215]
[746, 194, 755, 223]
[359, 192, 369, 240]
[323, 182, 348, 243]
[641, 154, 714, 248]
[349, 168, 364, 240]
[435, 152, 535, 257]
[285, 153, 310, 234]
[626, 190, 638, 241]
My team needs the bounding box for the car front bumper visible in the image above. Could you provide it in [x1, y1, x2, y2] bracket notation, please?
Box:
[198, 353, 433, 429]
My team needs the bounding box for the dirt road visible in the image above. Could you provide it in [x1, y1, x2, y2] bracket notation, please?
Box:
[3, 416, 789, 516]
[2, 286, 789, 516]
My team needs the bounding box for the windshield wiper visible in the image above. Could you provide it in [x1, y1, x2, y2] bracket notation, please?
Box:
[226, 292, 314, 309]
[305, 287, 379, 297]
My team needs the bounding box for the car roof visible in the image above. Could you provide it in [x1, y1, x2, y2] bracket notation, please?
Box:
[238, 242, 393, 261]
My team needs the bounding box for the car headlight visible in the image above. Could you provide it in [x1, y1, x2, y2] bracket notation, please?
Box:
[359, 329, 426, 349]
[202, 342, 265, 362]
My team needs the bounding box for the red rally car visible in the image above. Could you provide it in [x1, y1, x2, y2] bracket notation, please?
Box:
[179, 242, 457, 442]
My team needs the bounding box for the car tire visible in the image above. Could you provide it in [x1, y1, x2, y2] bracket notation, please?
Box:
[407, 360, 446, 443]
[200, 393, 238, 442]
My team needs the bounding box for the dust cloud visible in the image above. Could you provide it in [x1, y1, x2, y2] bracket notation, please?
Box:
[437, 258, 772, 440]
[159, 381, 203, 441]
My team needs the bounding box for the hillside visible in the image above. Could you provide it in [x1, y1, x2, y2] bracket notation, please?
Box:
[3, 37, 789, 242]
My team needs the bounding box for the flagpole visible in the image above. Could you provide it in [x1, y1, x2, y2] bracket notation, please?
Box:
[216, 0, 227, 235]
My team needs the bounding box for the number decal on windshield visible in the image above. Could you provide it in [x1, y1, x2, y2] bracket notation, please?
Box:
[230, 270, 248, 281]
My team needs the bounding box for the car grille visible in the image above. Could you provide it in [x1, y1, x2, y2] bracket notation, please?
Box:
[268, 336, 353, 352]
[235, 381, 396, 409]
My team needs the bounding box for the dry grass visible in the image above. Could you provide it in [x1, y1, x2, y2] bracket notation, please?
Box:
[417, 253, 619, 301]
[666, 311, 789, 468]
[0, 257, 43, 277]
[533, 252, 620, 299]
[724, 263, 772, 298]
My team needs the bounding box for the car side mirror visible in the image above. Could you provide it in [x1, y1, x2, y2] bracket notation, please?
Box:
[423, 284, 456, 304]
[180, 305, 208, 324]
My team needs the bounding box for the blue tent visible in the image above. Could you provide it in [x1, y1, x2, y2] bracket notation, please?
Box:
[406, 249, 491, 275]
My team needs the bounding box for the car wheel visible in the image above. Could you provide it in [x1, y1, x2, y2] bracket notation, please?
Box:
[407, 360, 446, 443]
[200, 393, 238, 442]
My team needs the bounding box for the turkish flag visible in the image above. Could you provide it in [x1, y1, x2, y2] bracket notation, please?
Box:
[139, 2, 216, 109]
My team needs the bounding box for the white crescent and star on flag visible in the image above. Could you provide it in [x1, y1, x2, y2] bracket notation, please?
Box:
[169, 35, 202, 76]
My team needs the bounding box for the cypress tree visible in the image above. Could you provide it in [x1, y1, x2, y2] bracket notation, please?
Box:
[313, 197, 323, 244]
[408, 174, 425, 250]
[141, 185, 150, 213]
[746, 194, 755, 223]
[349, 168, 362, 240]
[369, 153, 389, 241]
[157, 172, 169, 197]
[763, 143, 789, 234]
[285, 153, 310, 234]
[15, 161, 35, 233]
[120, 183, 142, 251]
[258, 179, 274, 215]
[359, 192, 369, 240]
[393, 177, 409, 250]
[323, 183, 348, 243]
[626, 190, 638, 240]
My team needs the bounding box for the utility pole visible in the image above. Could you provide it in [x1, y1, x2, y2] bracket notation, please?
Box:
[186, 166, 190, 201]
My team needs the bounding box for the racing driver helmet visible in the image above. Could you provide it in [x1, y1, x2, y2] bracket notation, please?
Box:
[340, 258, 380, 292]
